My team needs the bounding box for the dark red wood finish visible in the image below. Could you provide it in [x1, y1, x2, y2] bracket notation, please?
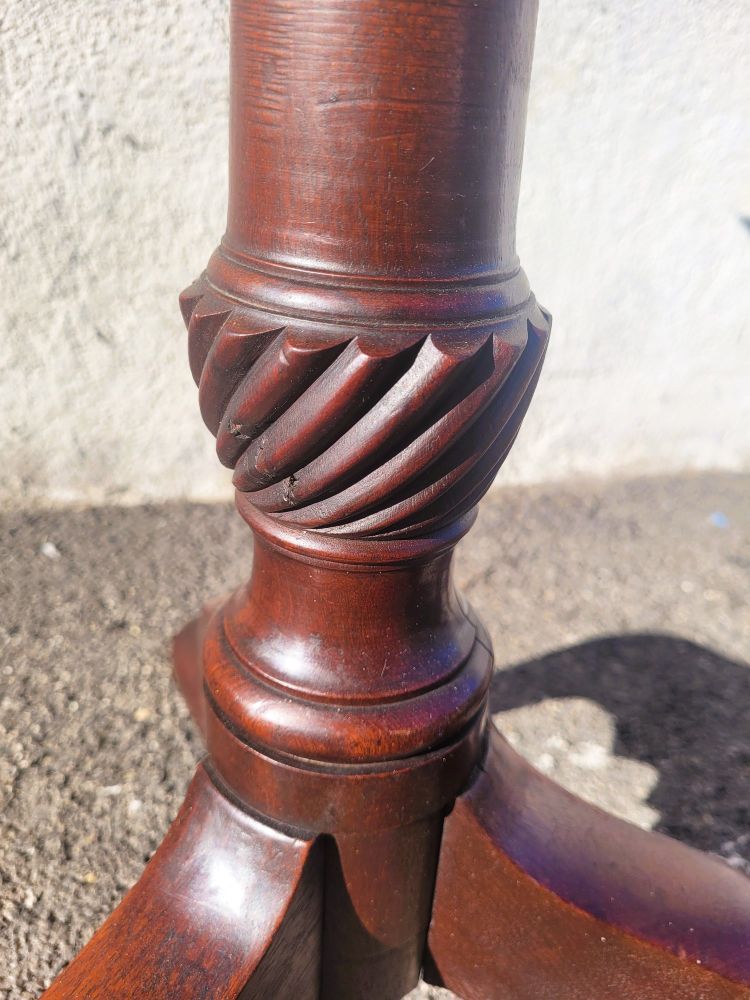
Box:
[44, 765, 322, 999]
[427, 725, 750, 999]
[43, 1, 750, 998]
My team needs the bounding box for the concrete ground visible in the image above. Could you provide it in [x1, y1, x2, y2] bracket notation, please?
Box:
[1, 473, 748, 999]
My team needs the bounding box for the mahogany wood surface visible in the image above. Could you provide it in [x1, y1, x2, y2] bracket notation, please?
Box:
[44, 764, 322, 999]
[427, 725, 750, 999]
[42, 0, 750, 997]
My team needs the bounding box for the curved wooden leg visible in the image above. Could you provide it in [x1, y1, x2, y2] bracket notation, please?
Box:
[426, 724, 750, 1000]
[172, 601, 217, 737]
[43, 764, 322, 999]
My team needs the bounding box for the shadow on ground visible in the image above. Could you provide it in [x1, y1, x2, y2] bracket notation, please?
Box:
[491, 634, 750, 860]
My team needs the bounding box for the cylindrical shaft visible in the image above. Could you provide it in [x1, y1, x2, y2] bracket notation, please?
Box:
[183, 3, 547, 996]
[227, 0, 539, 279]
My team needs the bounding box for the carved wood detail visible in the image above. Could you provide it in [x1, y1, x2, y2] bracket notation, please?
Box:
[180, 268, 549, 539]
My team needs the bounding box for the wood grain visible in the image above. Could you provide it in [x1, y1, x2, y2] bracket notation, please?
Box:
[427, 725, 750, 998]
[179, 0, 550, 543]
[44, 765, 322, 999]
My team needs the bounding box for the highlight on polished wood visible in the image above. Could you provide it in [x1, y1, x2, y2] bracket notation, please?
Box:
[44, 1, 750, 997]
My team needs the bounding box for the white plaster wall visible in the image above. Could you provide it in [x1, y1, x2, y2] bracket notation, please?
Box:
[1, 0, 748, 505]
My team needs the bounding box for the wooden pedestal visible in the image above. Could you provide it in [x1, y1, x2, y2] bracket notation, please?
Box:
[44, 1, 750, 997]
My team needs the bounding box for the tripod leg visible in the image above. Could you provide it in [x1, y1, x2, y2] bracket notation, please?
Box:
[426, 724, 750, 1000]
[172, 601, 219, 737]
[44, 764, 322, 999]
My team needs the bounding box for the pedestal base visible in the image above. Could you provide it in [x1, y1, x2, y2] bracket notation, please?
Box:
[44, 609, 750, 1000]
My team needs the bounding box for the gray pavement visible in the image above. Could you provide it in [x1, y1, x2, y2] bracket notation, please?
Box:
[1, 473, 748, 998]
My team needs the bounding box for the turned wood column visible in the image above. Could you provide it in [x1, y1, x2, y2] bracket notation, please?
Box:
[41, 4, 750, 998]
[177, 0, 549, 995]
